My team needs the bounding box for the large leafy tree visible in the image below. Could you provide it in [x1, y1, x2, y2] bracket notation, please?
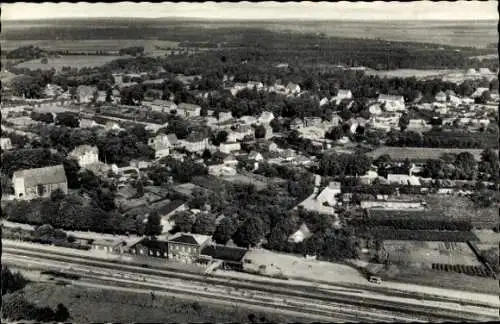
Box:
[144, 211, 163, 237]
[234, 217, 265, 248]
[192, 213, 217, 235]
[213, 217, 238, 244]
[172, 211, 196, 233]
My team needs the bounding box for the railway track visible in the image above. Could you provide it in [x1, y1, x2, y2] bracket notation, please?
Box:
[3, 254, 426, 323]
[4, 245, 498, 322]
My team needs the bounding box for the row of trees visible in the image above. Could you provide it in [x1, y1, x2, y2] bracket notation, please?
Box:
[386, 129, 497, 149]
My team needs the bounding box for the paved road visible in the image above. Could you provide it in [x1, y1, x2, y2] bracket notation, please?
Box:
[3, 243, 499, 322]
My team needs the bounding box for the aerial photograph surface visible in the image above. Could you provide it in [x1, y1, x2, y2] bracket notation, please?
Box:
[1, 1, 499, 322]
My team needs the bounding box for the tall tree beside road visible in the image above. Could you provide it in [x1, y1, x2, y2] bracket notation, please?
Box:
[398, 113, 410, 131]
[254, 124, 267, 139]
[145, 211, 163, 237]
[454, 152, 478, 180]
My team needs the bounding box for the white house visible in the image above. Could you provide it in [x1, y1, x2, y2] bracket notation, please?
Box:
[332, 89, 353, 104]
[218, 111, 233, 122]
[179, 134, 209, 153]
[258, 111, 275, 124]
[387, 174, 421, 186]
[76, 85, 97, 103]
[0, 137, 13, 150]
[368, 104, 383, 115]
[68, 145, 99, 167]
[288, 223, 313, 243]
[319, 97, 329, 107]
[146, 100, 178, 113]
[148, 134, 175, 158]
[239, 116, 258, 125]
[435, 91, 447, 102]
[219, 142, 241, 154]
[471, 87, 490, 98]
[248, 151, 264, 162]
[377, 94, 406, 112]
[286, 82, 301, 94]
[177, 103, 201, 118]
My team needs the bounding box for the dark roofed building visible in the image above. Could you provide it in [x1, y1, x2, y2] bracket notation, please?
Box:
[128, 237, 169, 258]
[200, 245, 248, 270]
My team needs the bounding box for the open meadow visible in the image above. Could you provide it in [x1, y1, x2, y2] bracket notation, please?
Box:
[14, 55, 125, 71]
[2, 39, 179, 53]
[243, 249, 365, 284]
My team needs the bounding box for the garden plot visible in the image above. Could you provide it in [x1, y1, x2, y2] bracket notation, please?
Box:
[383, 240, 482, 268]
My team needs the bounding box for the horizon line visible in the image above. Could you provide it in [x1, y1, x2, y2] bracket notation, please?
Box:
[3, 16, 498, 22]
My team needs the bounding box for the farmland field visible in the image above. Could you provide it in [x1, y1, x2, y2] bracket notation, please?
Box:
[364, 69, 460, 79]
[1, 39, 179, 53]
[375, 263, 498, 294]
[425, 195, 499, 229]
[14, 55, 125, 71]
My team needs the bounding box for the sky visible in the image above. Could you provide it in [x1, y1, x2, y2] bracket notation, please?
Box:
[2, 1, 498, 21]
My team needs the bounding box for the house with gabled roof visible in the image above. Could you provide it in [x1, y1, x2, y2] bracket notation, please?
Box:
[258, 111, 275, 124]
[12, 165, 68, 200]
[288, 223, 313, 243]
[147, 99, 177, 113]
[286, 82, 301, 94]
[68, 145, 99, 167]
[167, 232, 212, 263]
[177, 103, 201, 117]
[377, 94, 406, 112]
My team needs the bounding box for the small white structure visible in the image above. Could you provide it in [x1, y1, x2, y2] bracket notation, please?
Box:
[177, 103, 201, 118]
[258, 111, 275, 124]
[332, 89, 353, 104]
[146, 99, 178, 113]
[0, 137, 13, 150]
[148, 134, 175, 159]
[286, 82, 301, 94]
[435, 91, 447, 102]
[219, 142, 241, 154]
[387, 174, 421, 186]
[377, 94, 406, 112]
[218, 111, 233, 122]
[68, 145, 99, 167]
[471, 87, 490, 98]
[288, 223, 313, 243]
